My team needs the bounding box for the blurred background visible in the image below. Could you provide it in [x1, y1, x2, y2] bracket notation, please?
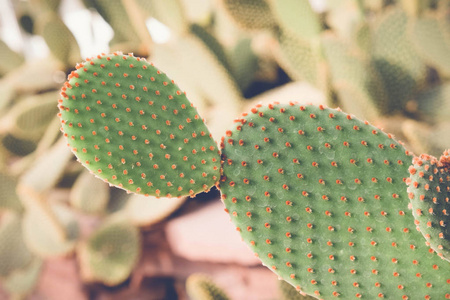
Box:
[0, 0, 449, 299]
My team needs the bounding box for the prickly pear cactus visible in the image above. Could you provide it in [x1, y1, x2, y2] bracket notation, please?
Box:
[58, 53, 221, 197]
[221, 0, 276, 31]
[279, 279, 316, 300]
[407, 151, 450, 262]
[220, 103, 449, 299]
[186, 273, 230, 300]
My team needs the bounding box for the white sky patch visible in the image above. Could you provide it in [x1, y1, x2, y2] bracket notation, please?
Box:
[309, 0, 328, 13]
[0, 0, 23, 52]
[60, 0, 112, 58]
[146, 18, 171, 44]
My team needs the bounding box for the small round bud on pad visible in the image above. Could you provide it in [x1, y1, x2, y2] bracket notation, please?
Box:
[58, 53, 220, 197]
[220, 103, 449, 299]
[407, 150, 450, 262]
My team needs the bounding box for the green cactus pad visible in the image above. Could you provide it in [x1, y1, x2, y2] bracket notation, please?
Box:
[270, 0, 321, 40]
[78, 217, 140, 286]
[70, 170, 110, 214]
[0, 213, 33, 277]
[412, 14, 450, 77]
[371, 8, 426, 113]
[58, 53, 221, 197]
[279, 279, 316, 300]
[221, 0, 276, 31]
[276, 29, 319, 86]
[2, 258, 42, 296]
[0, 40, 24, 76]
[220, 103, 450, 299]
[124, 194, 186, 227]
[322, 35, 385, 121]
[407, 151, 450, 262]
[186, 273, 230, 300]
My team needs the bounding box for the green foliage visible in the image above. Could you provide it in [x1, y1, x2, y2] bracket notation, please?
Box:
[86, 0, 141, 49]
[0, 173, 23, 212]
[3, 0, 450, 298]
[70, 170, 110, 214]
[59, 53, 221, 197]
[136, 0, 188, 34]
[279, 280, 316, 300]
[78, 217, 140, 286]
[371, 8, 427, 113]
[269, 0, 321, 40]
[322, 35, 384, 121]
[415, 83, 450, 124]
[2, 91, 59, 140]
[124, 194, 186, 227]
[22, 203, 79, 257]
[221, 0, 276, 31]
[412, 13, 450, 77]
[276, 29, 320, 86]
[0, 213, 33, 277]
[186, 273, 230, 300]
[1, 258, 42, 297]
[41, 14, 81, 68]
[220, 103, 449, 299]
[407, 152, 450, 262]
[0, 41, 24, 76]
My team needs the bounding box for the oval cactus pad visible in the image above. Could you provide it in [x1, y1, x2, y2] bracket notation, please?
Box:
[407, 151, 450, 262]
[58, 53, 220, 197]
[220, 103, 449, 299]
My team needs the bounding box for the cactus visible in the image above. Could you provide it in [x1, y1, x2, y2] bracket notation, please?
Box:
[1, 258, 42, 296]
[415, 83, 450, 124]
[41, 14, 81, 68]
[84, 0, 141, 50]
[275, 28, 320, 86]
[412, 13, 450, 77]
[70, 170, 110, 215]
[185, 273, 230, 300]
[0, 40, 24, 76]
[18, 138, 73, 194]
[269, 0, 321, 40]
[1, 134, 37, 157]
[78, 217, 140, 286]
[321, 35, 385, 121]
[371, 8, 427, 113]
[401, 120, 450, 157]
[221, 0, 276, 31]
[407, 151, 450, 262]
[1, 91, 59, 140]
[135, 0, 188, 34]
[58, 53, 221, 197]
[220, 103, 449, 299]
[229, 38, 259, 92]
[189, 24, 234, 77]
[279, 279, 316, 300]
[0, 213, 33, 277]
[124, 193, 186, 227]
[22, 203, 79, 257]
[0, 172, 23, 212]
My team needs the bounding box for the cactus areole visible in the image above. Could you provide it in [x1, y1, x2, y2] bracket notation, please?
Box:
[58, 53, 221, 198]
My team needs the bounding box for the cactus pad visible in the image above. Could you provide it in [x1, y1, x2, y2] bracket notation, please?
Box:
[78, 218, 140, 286]
[58, 53, 220, 197]
[220, 103, 450, 299]
[407, 151, 450, 262]
[186, 273, 230, 300]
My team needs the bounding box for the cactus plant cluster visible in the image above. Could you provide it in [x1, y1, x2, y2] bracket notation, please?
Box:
[57, 52, 450, 299]
[1, 0, 450, 299]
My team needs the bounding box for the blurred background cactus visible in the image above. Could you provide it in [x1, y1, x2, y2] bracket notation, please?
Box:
[1, 0, 450, 299]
